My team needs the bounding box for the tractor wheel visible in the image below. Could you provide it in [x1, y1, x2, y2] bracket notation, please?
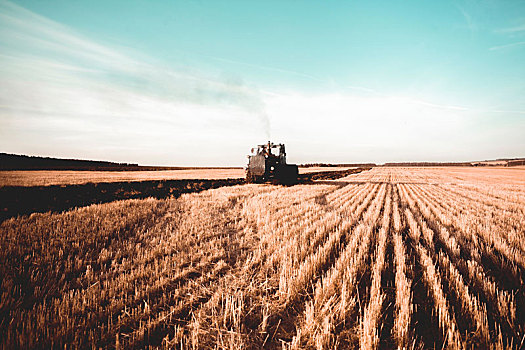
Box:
[247, 175, 263, 184]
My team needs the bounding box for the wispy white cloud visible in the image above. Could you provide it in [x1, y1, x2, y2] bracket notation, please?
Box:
[343, 85, 377, 94]
[455, 5, 478, 33]
[0, 1, 138, 71]
[483, 108, 525, 115]
[0, 9, 270, 117]
[495, 23, 525, 34]
[396, 97, 469, 111]
[207, 55, 324, 83]
[489, 41, 525, 51]
[199, 54, 378, 95]
[0, 0, 275, 164]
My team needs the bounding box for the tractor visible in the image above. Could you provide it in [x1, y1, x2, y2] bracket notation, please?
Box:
[246, 141, 298, 185]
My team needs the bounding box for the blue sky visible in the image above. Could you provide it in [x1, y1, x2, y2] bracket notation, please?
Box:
[1, 0, 524, 165]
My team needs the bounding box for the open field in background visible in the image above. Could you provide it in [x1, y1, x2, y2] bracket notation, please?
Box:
[0, 167, 356, 187]
[1, 167, 524, 348]
[298, 167, 357, 174]
[0, 169, 245, 187]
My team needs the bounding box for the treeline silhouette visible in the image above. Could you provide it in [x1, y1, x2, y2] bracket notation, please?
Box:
[384, 159, 525, 167]
[0, 153, 140, 170]
[0, 153, 239, 171]
[382, 162, 474, 167]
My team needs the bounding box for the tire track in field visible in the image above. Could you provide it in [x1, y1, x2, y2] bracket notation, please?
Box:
[360, 184, 392, 349]
[289, 183, 388, 348]
[438, 183, 525, 217]
[428, 184, 524, 251]
[251, 183, 370, 286]
[407, 182, 523, 287]
[390, 186, 413, 349]
[444, 182, 525, 210]
[123, 184, 341, 348]
[402, 183, 521, 345]
[396, 185, 447, 349]
[177, 182, 381, 348]
[38, 185, 276, 348]
[251, 182, 382, 347]
[413, 183, 525, 288]
[400, 184, 495, 347]
[98, 193, 252, 347]
[158, 182, 354, 348]
[413, 182, 521, 333]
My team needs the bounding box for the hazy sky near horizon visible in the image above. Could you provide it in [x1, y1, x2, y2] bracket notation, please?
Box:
[1, 0, 524, 166]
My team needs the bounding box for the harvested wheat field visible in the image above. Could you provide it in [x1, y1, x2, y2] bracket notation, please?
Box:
[1, 167, 524, 349]
[0, 167, 353, 187]
[0, 169, 246, 187]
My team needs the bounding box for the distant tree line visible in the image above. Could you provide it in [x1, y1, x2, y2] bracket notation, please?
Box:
[384, 159, 525, 167]
[382, 162, 474, 167]
[0, 153, 242, 171]
[0, 153, 140, 171]
[302, 159, 524, 167]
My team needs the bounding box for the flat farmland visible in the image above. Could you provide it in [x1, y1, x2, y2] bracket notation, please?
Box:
[1, 167, 524, 349]
[298, 166, 357, 174]
[0, 169, 245, 187]
[0, 167, 355, 187]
